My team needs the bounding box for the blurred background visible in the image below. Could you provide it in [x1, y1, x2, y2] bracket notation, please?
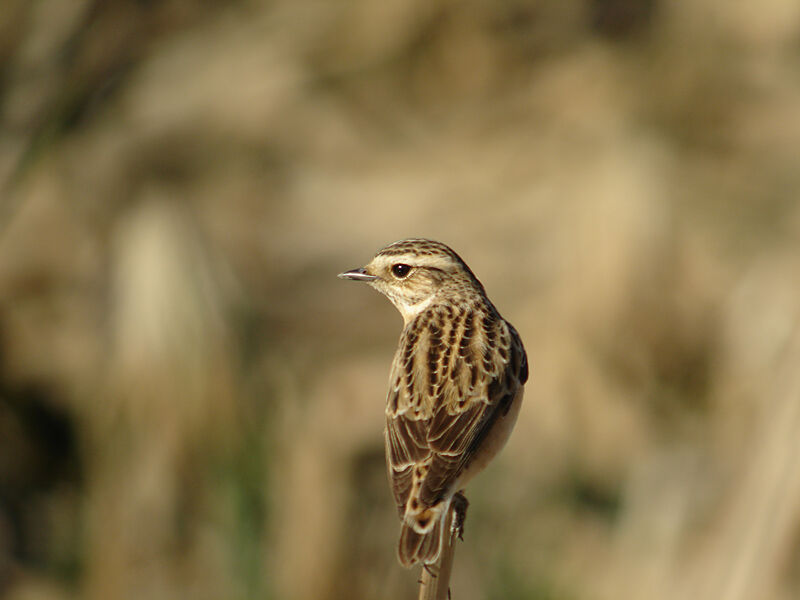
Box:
[1, 1, 800, 599]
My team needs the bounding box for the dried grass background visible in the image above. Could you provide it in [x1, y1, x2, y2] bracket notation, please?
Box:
[2, 1, 800, 599]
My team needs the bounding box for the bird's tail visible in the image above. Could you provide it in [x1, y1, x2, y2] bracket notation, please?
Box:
[397, 500, 449, 568]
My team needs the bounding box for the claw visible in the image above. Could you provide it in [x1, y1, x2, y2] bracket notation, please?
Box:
[452, 492, 469, 541]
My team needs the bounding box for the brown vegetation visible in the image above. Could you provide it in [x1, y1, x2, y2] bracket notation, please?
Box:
[1, 1, 800, 599]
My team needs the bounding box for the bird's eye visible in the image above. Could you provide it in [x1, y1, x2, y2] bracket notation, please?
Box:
[391, 264, 412, 278]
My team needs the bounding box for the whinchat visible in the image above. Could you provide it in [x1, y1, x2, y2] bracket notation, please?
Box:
[339, 239, 528, 567]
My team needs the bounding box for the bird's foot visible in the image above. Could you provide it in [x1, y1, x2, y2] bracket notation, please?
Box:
[452, 492, 469, 541]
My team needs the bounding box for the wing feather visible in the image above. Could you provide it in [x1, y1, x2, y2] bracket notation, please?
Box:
[385, 306, 527, 514]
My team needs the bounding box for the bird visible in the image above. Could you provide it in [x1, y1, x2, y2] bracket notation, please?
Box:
[338, 238, 528, 568]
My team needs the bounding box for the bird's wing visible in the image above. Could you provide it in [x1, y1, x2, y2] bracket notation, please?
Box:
[385, 308, 528, 515]
[384, 314, 436, 517]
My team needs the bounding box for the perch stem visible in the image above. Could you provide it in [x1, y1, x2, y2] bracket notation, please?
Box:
[418, 504, 457, 600]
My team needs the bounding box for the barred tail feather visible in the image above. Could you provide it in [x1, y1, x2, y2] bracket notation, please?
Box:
[397, 501, 448, 567]
[398, 518, 443, 568]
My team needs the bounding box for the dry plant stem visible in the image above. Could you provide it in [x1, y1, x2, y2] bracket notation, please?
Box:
[419, 504, 457, 600]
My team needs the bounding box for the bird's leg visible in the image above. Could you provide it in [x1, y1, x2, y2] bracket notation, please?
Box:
[452, 492, 469, 541]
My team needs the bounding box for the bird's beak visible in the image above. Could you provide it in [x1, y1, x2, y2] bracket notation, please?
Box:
[338, 267, 378, 282]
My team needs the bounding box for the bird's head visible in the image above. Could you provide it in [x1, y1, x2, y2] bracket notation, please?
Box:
[338, 238, 485, 324]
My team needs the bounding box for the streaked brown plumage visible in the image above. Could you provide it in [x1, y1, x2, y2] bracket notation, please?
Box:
[339, 239, 528, 567]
